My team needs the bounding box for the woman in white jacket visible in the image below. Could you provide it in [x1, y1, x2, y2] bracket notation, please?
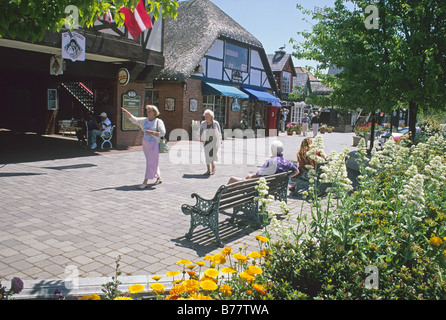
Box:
[121, 105, 166, 189]
[199, 109, 222, 175]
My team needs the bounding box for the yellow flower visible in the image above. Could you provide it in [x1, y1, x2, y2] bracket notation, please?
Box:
[151, 276, 162, 281]
[233, 253, 248, 262]
[177, 259, 193, 265]
[221, 247, 232, 255]
[182, 279, 201, 294]
[78, 294, 101, 300]
[248, 251, 261, 259]
[239, 271, 255, 282]
[187, 270, 197, 277]
[166, 270, 181, 277]
[196, 261, 206, 267]
[168, 283, 186, 297]
[190, 293, 214, 300]
[150, 282, 165, 293]
[248, 265, 263, 275]
[200, 280, 218, 291]
[128, 284, 144, 294]
[204, 268, 219, 278]
[429, 236, 443, 246]
[221, 267, 237, 274]
[219, 284, 232, 297]
[203, 255, 214, 261]
[212, 254, 227, 265]
[255, 235, 269, 243]
[200, 275, 217, 283]
[252, 283, 266, 295]
[186, 264, 196, 270]
[114, 296, 133, 300]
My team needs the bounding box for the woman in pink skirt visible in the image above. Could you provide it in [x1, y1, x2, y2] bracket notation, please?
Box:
[121, 105, 166, 189]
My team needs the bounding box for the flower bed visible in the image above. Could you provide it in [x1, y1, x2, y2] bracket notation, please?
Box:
[5, 129, 445, 300]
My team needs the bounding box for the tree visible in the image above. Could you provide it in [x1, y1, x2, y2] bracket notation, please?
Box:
[291, 0, 446, 144]
[0, 0, 179, 42]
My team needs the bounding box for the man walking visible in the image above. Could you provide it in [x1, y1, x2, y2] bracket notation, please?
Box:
[311, 111, 321, 137]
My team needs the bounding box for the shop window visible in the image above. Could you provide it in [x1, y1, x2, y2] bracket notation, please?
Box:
[241, 99, 252, 129]
[240, 100, 264, 129]
[144, 89, 159, 107]
[203, 95, 226, 127]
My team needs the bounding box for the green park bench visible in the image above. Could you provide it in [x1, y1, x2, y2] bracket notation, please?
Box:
[181, 171, 294, 247]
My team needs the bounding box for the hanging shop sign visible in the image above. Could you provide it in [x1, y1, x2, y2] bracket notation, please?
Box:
[50, 55, 64, 76]
[61, 31, 85, 62]
[117, 68, 130, 86]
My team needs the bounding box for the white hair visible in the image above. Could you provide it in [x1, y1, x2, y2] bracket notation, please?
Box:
[270, 140, 284, 156]
[203, 109, 215, 119]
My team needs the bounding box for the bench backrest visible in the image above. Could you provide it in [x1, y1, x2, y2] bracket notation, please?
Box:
[217, 171, 292, 211]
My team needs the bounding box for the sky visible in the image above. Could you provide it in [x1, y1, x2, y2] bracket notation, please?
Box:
[209, 0, 341, 71]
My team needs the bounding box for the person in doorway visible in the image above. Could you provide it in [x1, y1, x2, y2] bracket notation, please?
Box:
[90, 112, 112, 149]
[311, 111, 321, 137]
[282, 108, 289, 132]
[199, 109, 222, 175]
[76, 111, 96, 146]
[227, 140, 298, 184]
[301, 113, 310, 136]
[121, 105, 166, 189]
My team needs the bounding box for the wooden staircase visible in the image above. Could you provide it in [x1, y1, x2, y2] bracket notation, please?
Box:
[60, 82, 94, 113]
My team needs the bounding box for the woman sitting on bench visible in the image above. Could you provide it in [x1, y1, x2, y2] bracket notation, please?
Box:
[227, 140, 298, 184]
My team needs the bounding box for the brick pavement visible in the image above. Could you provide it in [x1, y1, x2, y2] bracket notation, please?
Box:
[0, 131, 358, 297]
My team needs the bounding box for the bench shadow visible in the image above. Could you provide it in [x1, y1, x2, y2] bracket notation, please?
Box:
[182, 173, 211, 179]
[171, 216, 258, 256]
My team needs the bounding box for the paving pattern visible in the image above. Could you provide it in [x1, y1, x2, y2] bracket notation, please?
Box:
[0, 130, 358, 297]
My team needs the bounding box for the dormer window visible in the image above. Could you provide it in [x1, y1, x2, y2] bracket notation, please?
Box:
[282, 71, 291, 94]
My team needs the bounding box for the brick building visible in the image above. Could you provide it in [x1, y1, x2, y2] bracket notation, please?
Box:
[151, 0, 280, 140]
[0, 4, 165, 149]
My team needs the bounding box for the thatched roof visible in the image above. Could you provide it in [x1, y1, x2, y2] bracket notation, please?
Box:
[157, 0, 265, 81]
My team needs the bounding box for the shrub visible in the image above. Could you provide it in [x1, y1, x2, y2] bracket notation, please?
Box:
[261, 134, 446, 299]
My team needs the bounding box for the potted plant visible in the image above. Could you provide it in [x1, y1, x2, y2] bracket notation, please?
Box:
[286, 123, 295, 135]
[294, 122, 302, 135]
[327, 126, 334, 133]
[353, 122, 378, 146]
[319, 124, 327, 134]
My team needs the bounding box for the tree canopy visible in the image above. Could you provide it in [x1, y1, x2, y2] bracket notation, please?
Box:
[0, 0, 179, 42]
[291, 0, 446, 141]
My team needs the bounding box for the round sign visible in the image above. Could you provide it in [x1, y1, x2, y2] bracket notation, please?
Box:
[117, 68, 130, 86]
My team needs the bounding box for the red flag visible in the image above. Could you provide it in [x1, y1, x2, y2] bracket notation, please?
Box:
[119, 0, 153, 40]
[98, 9, 114, 23]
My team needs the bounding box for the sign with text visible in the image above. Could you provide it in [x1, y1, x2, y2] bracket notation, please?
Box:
[121, 90, 142, 131]
[62, 31, 85, 62]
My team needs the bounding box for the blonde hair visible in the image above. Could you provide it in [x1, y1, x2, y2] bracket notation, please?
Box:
[297, 137, 313, 167]
[145, 105, 160, 117]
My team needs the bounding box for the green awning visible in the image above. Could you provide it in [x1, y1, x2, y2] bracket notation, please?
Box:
[202, 82, 249, 99]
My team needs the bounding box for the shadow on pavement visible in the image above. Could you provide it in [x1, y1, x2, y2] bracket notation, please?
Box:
[0, 130, 130, 164]
[172, 217, 258, 255]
